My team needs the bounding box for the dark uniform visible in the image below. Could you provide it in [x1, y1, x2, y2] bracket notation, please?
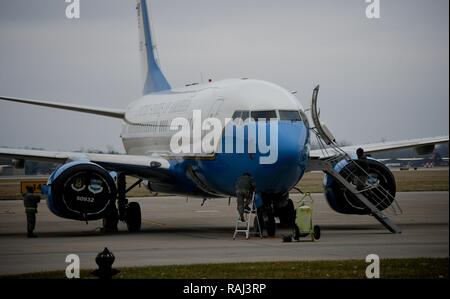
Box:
[235, 174, 256, 221]
[23, 188, 41, 238]
[356, 148, 366, 160]
[355, 148, 368, 191]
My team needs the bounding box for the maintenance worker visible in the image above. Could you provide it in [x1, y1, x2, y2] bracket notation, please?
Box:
[356, 148, 369, 191]
[23, 186, 41, 238]
[356, 148, 366, 160]
[235, 173, 256, 221]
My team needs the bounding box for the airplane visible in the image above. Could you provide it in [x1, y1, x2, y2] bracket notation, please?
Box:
[0, 0, 448, 235]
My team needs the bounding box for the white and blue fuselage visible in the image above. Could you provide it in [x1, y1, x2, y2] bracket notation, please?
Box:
[121, 78, 310, 198]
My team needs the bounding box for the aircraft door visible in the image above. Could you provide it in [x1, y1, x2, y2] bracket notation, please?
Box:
[208, 98, 224, 118]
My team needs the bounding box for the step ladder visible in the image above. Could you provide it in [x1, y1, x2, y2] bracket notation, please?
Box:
[309, 85, 402, 234]
[233, 192, 263, 239]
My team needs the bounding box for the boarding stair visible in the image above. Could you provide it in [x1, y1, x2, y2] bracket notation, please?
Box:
[308, 85, 402, 234]
[233, 192, 263, 239]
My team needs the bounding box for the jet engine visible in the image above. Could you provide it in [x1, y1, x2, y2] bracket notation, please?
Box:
[324, 158, 396, 215]
[43, 161, 117, 221]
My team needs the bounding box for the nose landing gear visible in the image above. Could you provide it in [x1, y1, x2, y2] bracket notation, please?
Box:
[254, 203, 277, 237]
[255, 196, 302, 238]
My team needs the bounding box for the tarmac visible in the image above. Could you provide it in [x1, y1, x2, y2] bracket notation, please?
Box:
[0, 191, 448, 275]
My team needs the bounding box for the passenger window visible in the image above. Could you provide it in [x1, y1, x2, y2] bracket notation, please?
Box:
[241, 111, 249, 120]
[251, 110, 277, 121]
[279, 110, 301, 121]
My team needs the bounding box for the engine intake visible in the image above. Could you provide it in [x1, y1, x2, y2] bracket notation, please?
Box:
[44, 161, 117, 221]
[324, 158, 396, 215]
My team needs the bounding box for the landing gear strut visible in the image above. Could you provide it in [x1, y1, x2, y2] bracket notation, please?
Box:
[102, 206, 119, 233]
[265, 207, 276, 237]
[255, 196, 295, 237]
[255, 204, 276, 237]
[277, 198, 296, 228]
[102, 173, 143, 233]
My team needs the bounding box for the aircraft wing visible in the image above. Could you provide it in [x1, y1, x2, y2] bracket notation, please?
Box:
[309, 135, 449, 159]
[0, 148, 171, 181]
[0, 96, 126, 119]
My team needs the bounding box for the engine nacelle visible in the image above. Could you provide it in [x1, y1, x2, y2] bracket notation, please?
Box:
[324, 158, 396, 215]
[43, 161, 117, 221]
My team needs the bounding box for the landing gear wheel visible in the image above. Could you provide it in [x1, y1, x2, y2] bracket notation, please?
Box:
[266, 208, 276, 237]
[256, 206, 276, 237]
[126, 202, 141, 232]
[278, 199, 295, 228]
[313, 225, 321, 240]
[103, 209, 119, 233]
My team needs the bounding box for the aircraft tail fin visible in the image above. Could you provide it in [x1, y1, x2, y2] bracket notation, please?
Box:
[136, 0, 171, 94]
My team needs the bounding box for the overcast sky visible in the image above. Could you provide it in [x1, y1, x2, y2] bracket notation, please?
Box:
[0, 0, 448, 153]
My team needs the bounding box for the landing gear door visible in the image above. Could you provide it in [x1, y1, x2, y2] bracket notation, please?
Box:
[311, 85, 336, 145]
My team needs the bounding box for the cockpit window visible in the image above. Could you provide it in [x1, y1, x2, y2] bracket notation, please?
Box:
[279, 110, 302, 121]
[232, 111, 242, 120]
[241, 111, 250, 120]
[251, 110, 277, 121]
[232, 110, 250, 121]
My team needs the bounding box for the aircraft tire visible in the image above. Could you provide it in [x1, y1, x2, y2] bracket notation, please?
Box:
[102, 207, 119, 233]
[278, 198, 295, 227]
[126, 202, 142, 232]
[266, 208, 276, 237]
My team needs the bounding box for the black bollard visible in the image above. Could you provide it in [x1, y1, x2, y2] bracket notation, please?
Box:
[91, 247, 120, 279]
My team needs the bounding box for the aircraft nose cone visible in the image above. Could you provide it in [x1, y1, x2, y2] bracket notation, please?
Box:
[279, 125, 307, 164]
[253, 121, 309, 193]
